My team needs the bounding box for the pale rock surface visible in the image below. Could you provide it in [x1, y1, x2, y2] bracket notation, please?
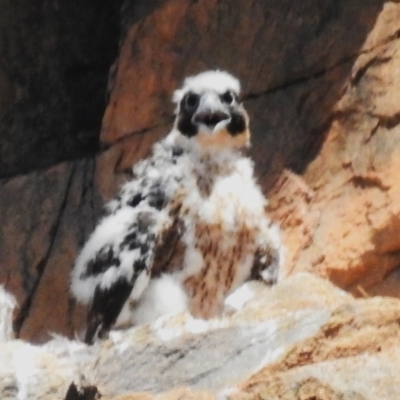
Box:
[1, 274, 400, 400]
[229, 297, 400, 400]
[110, 281, 400, 400]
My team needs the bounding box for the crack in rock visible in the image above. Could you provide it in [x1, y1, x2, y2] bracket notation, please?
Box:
[13, 164, 76, 337]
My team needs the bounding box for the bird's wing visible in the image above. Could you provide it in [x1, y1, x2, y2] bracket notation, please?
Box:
[71, 140, 186, 344]
[84, 276, 134, 344]
[82, 205, 172, 344]
[85, 208, 185, 344]
[72, 175, 176, 344]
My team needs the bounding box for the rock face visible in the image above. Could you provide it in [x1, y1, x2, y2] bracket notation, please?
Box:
[1, 274, 400, 400]
[0, 160, 103, 342]
[0, 0, 400, 351]
[0, 0, 123, 178]
[101, 0, 385, 181]
[270, 2, 400, 297]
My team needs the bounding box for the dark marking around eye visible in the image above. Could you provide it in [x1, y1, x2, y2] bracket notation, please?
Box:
[220, 90, 235, 105]
[177, 92, 199, 138]
[177, 115, 198, 137]
[227, 111, 246, 136]
[184, 92, 200, 110]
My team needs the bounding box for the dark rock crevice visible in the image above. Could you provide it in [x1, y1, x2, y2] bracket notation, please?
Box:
[13, 164, 76, 337]
[0, 0, 124, 179]
[243, 55, 357, 102]
[100, 120, 174, 150]
[244, 25, 400, 103]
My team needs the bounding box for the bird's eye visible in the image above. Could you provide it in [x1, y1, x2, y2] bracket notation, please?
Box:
[184, 92, 199, 109]
[221, 90, 236, 105]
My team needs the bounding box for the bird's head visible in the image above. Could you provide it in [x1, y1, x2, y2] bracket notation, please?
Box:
[172, 70, 250, 150]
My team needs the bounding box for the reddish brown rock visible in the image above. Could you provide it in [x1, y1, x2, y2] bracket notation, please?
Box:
[0, 160, 102, 342]
[270, 2, 400, 297]
[101, 0, 384, 186]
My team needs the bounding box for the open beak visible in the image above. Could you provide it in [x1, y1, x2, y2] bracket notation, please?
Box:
[192, 94, 230, 132]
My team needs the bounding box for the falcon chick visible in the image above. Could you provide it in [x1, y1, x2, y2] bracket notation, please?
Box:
[71, 70, 281, 344]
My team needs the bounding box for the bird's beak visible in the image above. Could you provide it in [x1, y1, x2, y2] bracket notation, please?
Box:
[192, 93, 230, 133]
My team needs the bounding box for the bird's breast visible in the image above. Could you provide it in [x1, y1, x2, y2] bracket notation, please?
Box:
[177, 166, 267, 319]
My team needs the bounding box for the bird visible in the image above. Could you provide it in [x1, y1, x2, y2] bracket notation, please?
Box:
[70, 70, 282, 344]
